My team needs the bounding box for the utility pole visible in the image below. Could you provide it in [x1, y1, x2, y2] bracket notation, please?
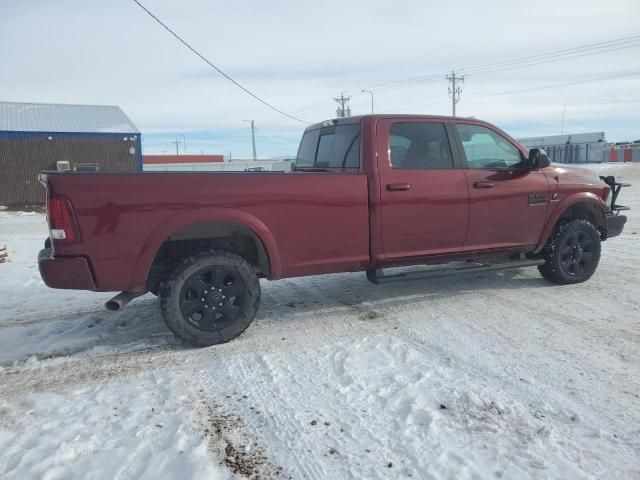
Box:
[244, 120, 257, 161]
[560, 102, 567, 134]
[361, 90, 374, 114]
[334, 92, 352, 117]
[446, 70, 465, 117]
[182, 134, 187, 155]
[171, 139, 182, 155]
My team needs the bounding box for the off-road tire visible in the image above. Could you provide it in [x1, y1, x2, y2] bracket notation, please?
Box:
[538, 219, 601, 285]
[159, 249, 260, 346]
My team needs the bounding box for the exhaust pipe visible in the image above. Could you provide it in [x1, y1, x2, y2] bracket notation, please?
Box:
[105, 291, 147, 312]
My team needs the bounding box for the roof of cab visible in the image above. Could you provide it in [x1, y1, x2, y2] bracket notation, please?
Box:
[304, 114, 478, 132]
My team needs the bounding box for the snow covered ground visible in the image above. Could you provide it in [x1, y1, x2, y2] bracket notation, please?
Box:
[1, 164, 639, 479]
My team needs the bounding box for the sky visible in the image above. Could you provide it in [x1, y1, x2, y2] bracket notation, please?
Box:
[1, 0, 639, 158]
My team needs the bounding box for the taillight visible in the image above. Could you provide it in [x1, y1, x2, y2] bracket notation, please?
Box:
[48, 196, 79, 242]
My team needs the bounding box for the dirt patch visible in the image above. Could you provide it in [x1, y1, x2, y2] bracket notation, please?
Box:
[200, 401, 283, 479]
[361, 310, 381, 321]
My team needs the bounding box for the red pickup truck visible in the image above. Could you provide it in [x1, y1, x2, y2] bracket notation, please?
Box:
[38, 115, 628, 346]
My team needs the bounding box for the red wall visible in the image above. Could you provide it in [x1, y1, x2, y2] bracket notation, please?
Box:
[144, 155, 224, 164]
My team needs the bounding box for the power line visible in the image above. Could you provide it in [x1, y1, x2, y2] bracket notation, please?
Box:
[259, 99, 336, 127]
[464, 71, 640, 102]
[385, 37, 640, 91]
[347, 41, 634, 101]
[343, 37, 640, 118]
[389, 71, 640, 112]
[131, 0, 310, 124]
[356, 35, 640, 94]
[459, 43, 640, 77]
[372, 42, 640, 95]
[458, 36, 640, 74]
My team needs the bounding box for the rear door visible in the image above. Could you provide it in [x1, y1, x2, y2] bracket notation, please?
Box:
[377, 118, 469, 260]
[453, 122, 550, 250]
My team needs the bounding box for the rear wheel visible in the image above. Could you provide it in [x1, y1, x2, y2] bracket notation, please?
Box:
[538, 219, 601, 284]
[159, 250, 260, 346]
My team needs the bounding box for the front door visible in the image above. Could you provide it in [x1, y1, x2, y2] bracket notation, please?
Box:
[377, 119, 469, 260]
[454, 122, 550, 251]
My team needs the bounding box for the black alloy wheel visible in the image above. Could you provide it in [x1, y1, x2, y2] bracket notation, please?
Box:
[160, 250, 261, 346]
[538, 219, 601, 285]
[558, 229, 596, 278]
[179, 265, 246, 331]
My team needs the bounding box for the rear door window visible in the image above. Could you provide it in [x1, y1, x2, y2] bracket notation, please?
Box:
[389, 122, 453, 169]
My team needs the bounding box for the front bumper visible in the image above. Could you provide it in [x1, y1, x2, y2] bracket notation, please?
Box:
[38, 248, 96, 290]
[605, 214, 627, 238]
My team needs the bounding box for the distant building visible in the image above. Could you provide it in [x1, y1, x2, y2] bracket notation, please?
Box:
[518, 132, 640, 164]
[518, 132, 606, 164]
[0, 101, 141, 208]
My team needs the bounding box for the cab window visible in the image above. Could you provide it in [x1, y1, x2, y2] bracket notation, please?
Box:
[456, 124, 523, 169]
[295, 129, 320, 167]
[389, 122, 453, 169]
[295, 124, 360, 170]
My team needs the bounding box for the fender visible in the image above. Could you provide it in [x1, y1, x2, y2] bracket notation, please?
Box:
[534, 191, 607, 253]
[129, 207, 282, 291]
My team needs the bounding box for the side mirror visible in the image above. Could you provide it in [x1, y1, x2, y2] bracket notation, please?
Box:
[527, 148, 550, 169]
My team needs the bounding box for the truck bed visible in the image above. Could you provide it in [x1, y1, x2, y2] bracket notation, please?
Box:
[44, 171, 370, 291]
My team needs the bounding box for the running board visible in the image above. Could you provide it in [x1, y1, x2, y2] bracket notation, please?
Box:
[366, 258, 545, 285]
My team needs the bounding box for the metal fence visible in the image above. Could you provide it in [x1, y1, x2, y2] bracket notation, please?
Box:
[0, 132, 138, 208]
[540, 142, 608, 164]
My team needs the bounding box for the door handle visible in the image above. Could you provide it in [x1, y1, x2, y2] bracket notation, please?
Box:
[473, 181, 495, 188]
[387, 183, 411, 191]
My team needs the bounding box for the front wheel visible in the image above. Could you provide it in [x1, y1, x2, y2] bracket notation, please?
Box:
[159, 250, 260, 346]
[538, 219, 601, 285]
